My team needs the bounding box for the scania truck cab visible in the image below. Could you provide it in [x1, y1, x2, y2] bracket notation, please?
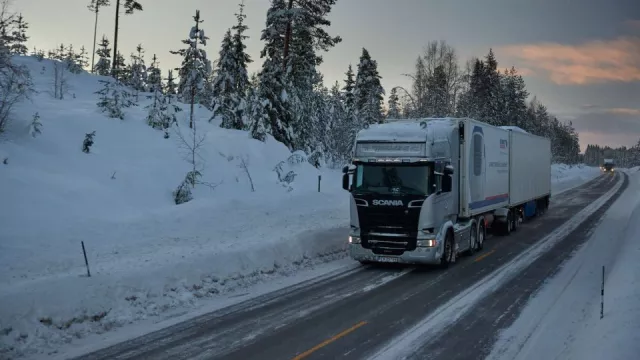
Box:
[342, 118, 470, 267]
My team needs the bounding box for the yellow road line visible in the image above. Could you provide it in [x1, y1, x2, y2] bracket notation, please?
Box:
[291, 321, 368, 360]
[474, 249, 495, 262]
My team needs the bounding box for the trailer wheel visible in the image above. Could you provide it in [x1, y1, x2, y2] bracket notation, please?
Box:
[440, 232, 454, 268]
[511, 210, 519, 232]
[502, 212, 513, 236]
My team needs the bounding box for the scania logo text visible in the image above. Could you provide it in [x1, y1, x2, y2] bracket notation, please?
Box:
[372, 199, 404, 206]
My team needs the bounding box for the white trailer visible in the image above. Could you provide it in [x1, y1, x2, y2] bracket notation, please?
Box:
[342, 118, 552, 267]
[502, 126, 552, 221]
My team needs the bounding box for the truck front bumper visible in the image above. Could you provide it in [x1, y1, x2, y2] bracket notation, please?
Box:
[349, 244, 442, 265]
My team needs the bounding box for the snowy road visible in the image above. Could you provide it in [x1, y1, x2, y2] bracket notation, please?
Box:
[70, 173, 624, 360]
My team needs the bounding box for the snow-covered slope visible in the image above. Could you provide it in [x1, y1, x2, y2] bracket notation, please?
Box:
[488, 169, 640, 360]
[0, 56, 602, 359]
[0, 56, 349, 358]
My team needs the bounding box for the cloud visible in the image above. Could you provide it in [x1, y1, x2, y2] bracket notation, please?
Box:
[500, 36, 640, 85]
[560, 108, 640, 141]
[626, 20, 640, 32]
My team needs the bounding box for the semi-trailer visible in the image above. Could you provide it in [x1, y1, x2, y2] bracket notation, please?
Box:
[342, 117, 551, 267]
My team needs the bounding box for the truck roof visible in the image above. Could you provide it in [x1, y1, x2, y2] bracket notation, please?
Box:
[356, 118, 459, 142]
[499, 126, 528, 134]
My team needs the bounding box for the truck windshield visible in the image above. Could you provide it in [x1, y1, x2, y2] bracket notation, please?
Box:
[353, 163, 432, 196]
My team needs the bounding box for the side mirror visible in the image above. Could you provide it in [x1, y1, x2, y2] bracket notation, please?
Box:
[342, 174, 350, 191]
[442, 175, 452, 192]
[444, 165, 454, 175]
[342, 165, 349, 174]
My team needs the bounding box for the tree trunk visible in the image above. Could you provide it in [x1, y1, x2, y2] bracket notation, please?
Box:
[282, 0, 294, 70]
[111, 0, 120, 78]
[91, 6, 99, 73]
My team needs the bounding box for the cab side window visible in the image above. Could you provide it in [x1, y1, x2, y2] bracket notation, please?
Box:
[434, 162, 443, 193]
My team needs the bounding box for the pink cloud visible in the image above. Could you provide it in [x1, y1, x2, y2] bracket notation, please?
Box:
[500, 36, 640, 85]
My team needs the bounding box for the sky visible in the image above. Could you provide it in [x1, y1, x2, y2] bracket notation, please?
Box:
[14, 0, 640, 152]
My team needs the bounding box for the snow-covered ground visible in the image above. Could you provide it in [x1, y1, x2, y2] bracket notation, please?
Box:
[488, 169, 640, 360]
[0, 56, 602, 359]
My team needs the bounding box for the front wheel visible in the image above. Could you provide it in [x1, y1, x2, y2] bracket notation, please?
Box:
[440, 232, 455, 268]
[477, 221, 486, 250]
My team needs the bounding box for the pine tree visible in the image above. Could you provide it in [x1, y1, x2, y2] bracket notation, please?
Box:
[111, 0, 143, 77]
[286, 0, 342, 154]
[428, 65, 448, 117]
[232, 0, 251, 96]
[165, 69, 177, 95]
[9, 13, 27, 55]
[211, 29, 242, 129]
[147, 54, 162, 93]
[500, 66, 528, 128]
[95, 79, 136, 119]
[87, 0, 111, 73]
[94, 35, 111, 76]
[326, 80, 348, 165]
[342, 64, 355, 114]
[354, 48, 384, 125]
[113, 50, 128, 82]
[64, 44, 83, 73]
[250, 0, 294, 148]
[387, 87, 400, 119]
[78, 46, 90, 69]
[170, 9, 210, 128]
[129, 43, 148, 100]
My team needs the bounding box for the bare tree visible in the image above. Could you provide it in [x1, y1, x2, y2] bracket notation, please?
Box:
[238, 156, 255, 192]
[405, 40, 463, 117]
[51, 60, 70, 99]
[0, 0, 33, 133]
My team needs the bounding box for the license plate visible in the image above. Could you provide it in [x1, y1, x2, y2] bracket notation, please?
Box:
[377, 256, 399, 263]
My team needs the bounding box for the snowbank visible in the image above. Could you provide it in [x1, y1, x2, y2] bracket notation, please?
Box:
[488, 169, 640, 360]
[551, 163, 602, 195]
[0, 56, 348, 358]
[0, 56, 602, 359]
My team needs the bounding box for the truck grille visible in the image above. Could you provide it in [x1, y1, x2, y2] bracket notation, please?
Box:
[357, 206, 420, 254]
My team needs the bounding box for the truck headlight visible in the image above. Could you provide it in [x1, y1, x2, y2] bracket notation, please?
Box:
[348, 236, 361, 244]
[417, 239, 437, 247]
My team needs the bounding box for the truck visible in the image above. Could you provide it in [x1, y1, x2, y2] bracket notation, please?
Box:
[602, 158, 615, 172]
[341, 117, 551, 267]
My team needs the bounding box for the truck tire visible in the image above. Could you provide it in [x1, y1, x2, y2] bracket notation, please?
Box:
[466, 221, 478, 255]
[440, 231, 454, 268]
[477, 221, 485, 250]
[511, 210, 518, 232]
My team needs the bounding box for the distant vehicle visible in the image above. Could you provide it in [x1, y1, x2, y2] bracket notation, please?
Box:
[601, 159, 615, 172]
[341, 118, 552, 267]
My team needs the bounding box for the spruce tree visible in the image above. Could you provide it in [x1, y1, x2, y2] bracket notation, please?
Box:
[129, 43, 148, 100]
[354, 48, 384, 125]
[387, 87, 400, 119]
[232, 0, 251, 95]
[94, 35, 111, 76]
[211, 29, 242, 129]
[250, 0, 294, 148]
[9, 13, 28, 55]
[170, 9, 210, 128]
